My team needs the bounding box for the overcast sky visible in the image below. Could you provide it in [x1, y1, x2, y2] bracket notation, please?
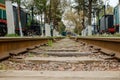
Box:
[105, 0, 118, 7]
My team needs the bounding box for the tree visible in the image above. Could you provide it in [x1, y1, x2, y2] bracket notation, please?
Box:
[58, 21, 66, 34]
[24, 0, 67, 34]
[34, 0, 47, 24]
[64, 10, 83, 34]
[47, 0, 67, 33]
[73, 0, 103, 25]
[106, 6, 113, 14]
[73, 0, 87, 29]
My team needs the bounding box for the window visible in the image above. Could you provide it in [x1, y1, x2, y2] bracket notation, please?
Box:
[0, 9, 2, 19]
[3, 10, 6, 19]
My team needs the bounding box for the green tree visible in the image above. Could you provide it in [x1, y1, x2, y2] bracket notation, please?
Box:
[58, 22, 66, 34]
[74, 0, 86, 29]
[47, 0, 67, 33]
[64, 10, 83, 34]
[24, 0, 66, 34]
[34, 0, 47, 24]
[73, 0, 103, 25]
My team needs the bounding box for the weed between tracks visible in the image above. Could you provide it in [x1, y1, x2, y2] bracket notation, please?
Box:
[5, 34, 20, 37]
[48, 40, 53, 47]
[0, 64, 7, 70]
[28, 53, 34, 57]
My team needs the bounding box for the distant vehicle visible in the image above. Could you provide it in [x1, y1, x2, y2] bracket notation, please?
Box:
[61, 31, 66, 36]
[0, 0, 7, 36]
[0, 0, 41, 36]
[100, 15, 115, 34]
[13, 6, 28, 35]
[114, 4, 120, 33]
[0, 1, 29, 36]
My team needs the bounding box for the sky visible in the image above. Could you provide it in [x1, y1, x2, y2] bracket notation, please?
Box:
[105, 0, 119, 7]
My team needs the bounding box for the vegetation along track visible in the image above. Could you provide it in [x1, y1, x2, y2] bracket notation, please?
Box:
[0, 37, 120, 80]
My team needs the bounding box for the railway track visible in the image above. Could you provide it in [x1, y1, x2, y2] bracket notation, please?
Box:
[71, 37, 120, 59]
[0, 37, 120, 80]
[0, 37, 64, 60]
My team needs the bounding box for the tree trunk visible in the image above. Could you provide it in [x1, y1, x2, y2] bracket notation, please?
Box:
[97, 10, 100, 32]
[83, 0, 85, 29]
[49, 0, 52, 24]
[31, 7, 34, 24]
[43, 10, 46, 36]
[40, 12, 43, 24]
[17, 4, 23, 37]
[44, 9, 46, 24]
[88, 0, 92, 25]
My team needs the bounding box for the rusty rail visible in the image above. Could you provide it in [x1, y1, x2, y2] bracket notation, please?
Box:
[74, 37, 120, 58]
[0, 37, 64, 60]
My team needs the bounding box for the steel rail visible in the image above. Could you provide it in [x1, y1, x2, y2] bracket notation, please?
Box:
[0, 37, 64, 60]
[75, 37, 120, 59]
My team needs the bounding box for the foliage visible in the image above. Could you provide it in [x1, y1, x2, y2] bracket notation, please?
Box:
[64, 10, 83, 34]
[67, 0, 104, 34]
[13, 0, 67, 35]
[46, 0, 68, 32]
[101, 6, 113, 16]
[73, 0, 104, 25]
[26, 15, 32, 27]
[34, 0, 47, 23]
[58, 21, 66, 34]
[12, 0, 20, 4]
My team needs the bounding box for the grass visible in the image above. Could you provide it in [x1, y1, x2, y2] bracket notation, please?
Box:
[48, 40, 53, 47]
[81, 33, 120, 38]
[5, 34, 20, 37]
[0, 64, 7, 70]
[113, 33, 120, 37]
[96, 33, 120, 37]
[28, 53, 34, 57]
